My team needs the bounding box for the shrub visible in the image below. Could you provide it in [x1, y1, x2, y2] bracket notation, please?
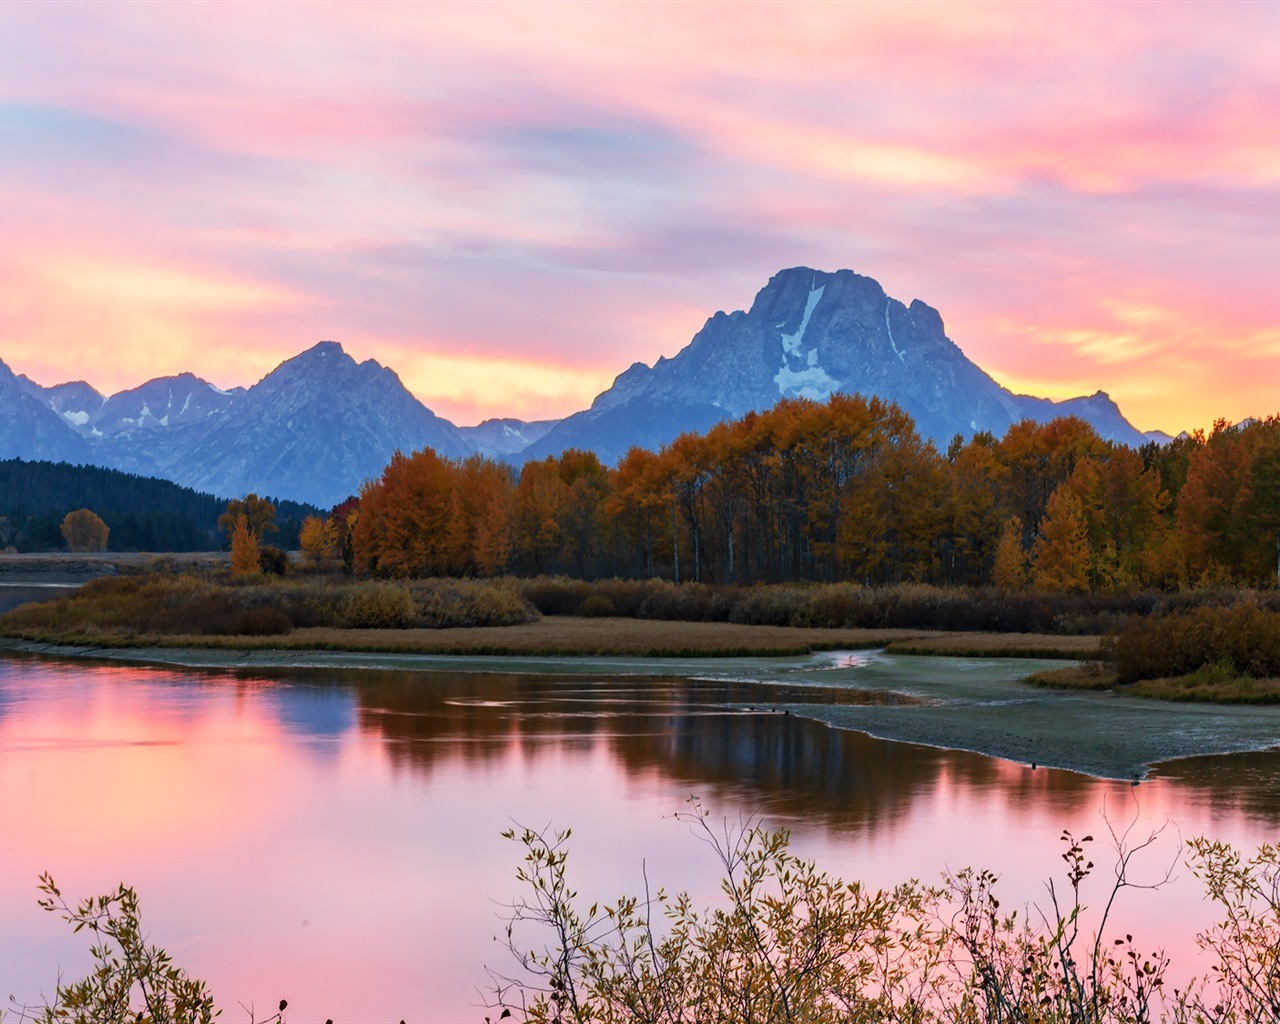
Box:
[412, 579, 539, 628]
[492, 805, 1280, 1024]
[574, 594, 617, 617]
[1105, 604, 1280, 683]
[258, 545, 289, 576]
[227, 607, 294, 636]
[338, 580, 417, 628]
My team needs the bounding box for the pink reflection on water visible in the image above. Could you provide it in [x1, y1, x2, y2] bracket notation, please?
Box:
[0, 654, 1275, 1022]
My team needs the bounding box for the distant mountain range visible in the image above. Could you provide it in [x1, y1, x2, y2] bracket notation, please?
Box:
[1, 267, 1168, 507]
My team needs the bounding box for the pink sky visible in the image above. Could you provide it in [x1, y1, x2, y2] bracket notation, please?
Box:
[2, 1, 1277, 435]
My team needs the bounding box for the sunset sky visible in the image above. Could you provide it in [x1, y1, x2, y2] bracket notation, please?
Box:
[2, 1, 1277, 435]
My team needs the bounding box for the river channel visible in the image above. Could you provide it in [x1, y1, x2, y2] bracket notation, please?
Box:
[2, 648, 1280, 1022]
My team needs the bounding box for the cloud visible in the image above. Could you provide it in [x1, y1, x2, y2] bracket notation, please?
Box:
[1, 2, 1278, 436]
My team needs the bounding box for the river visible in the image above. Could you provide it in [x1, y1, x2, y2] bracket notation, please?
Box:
[2, 649, 1279, 1022]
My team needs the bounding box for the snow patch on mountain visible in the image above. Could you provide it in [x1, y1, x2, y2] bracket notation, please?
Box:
[779, 281, 825, 355]
[775, 281, 835, 398]
[885, 300, 906, 365]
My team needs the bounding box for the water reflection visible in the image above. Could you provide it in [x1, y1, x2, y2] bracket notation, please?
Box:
[305, 666, 1280, 829]
[2, 652, 1279, 1023]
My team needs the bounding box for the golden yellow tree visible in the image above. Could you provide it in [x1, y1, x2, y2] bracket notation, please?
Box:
[1031, 485, 1091, 591]
[991, 515, 1028, 588]
[298, 515, 339, 566]
[229, 514, 261, 576]
[60, 508, 109, 552]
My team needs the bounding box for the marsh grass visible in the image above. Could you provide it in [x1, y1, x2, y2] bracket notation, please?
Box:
[519, 577, 1160, 634]
[1025, 661, 1119, 691]
[0, 573, 539, 641]
[1128, 671, 1280, 704]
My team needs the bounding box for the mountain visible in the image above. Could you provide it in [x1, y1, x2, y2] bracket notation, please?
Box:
[0, 360, 92, 464]
[0, 342, 472, 508]
[457, 417, 560, 459]
[524, 267, 1148, 462]
[90, 372, 243, 437]
[122, 342, 473, 508]
[17, 378, 106, 431]
[1, 267, 1158, 507]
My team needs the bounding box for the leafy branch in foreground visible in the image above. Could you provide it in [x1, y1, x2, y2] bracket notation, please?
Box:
[5, 874, 291, 1024]
[489, 800, 1280, 1024]
[1185, 837, 1280, 1022]
[488, 806, 936, 1023]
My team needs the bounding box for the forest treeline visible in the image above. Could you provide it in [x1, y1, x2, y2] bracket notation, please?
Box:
[346, 395, 1280, 591]
[0, 459, 317, 552]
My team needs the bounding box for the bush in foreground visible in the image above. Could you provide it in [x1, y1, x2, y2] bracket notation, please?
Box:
[490, 804, 1280, 1024]
[8, 817, 1280, 1023]
[8, 874, 287, 1024]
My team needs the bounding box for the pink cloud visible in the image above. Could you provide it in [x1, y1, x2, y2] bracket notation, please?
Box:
[1, 2, 1277, 436]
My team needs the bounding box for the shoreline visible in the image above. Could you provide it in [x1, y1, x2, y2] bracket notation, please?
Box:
[0, 617, 1102, 659]
[5, 626, 1279, 782]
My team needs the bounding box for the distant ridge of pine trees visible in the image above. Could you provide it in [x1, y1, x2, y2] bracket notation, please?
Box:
[0, 459, 319, 553]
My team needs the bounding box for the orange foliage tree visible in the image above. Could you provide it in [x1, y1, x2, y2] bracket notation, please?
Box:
[342, 401, 1280, 593]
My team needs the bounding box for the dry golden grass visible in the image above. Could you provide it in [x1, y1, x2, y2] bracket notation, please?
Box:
[1024, 662, 1119, 691]
[1128, 674, 1280, 704]
[883, 632, 1102, 659]
[9, 617, 1109, 659]
[52, 618, 933, 657]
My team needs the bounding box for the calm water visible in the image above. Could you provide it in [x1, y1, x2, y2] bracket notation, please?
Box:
[2, 650, 1279, 1022]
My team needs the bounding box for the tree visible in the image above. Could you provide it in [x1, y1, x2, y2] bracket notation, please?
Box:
[1032, 485, 1091, 592]
[229, 514, 262, 576]
[991, 515, 1028, 588]
[298, 515, 339, 566]
[350, 448, 457, 577]
[60, 508, 109, 552]
[218, 494, 277, 542]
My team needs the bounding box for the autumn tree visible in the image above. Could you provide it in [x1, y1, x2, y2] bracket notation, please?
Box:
[1066, 447, 1172, 589]
[298, 515, 339, 566]
[330, 495, 360, 570]
[217, 494, 277, 541]
[449, 455, 517, 576]
[995, 417, 1109, 537]
[1032, 484, 1091, 591]
[991, 515, 1028, 588]
[1174, 419, 1280, 585]
[229, 514, 261, 576]
[351, 449, 457, 577]
[666, 431, 714, 582]
[941, 433, 1005, 584]
[606, 446, 671, 578]
[60, 508, 109, 552]
[511, 456, 568, 576]
[556, 450, 611, 578]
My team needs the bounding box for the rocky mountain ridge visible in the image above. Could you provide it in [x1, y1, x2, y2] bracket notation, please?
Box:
[2, 267, 1163, 506]
[524, 268, 1151, 462]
